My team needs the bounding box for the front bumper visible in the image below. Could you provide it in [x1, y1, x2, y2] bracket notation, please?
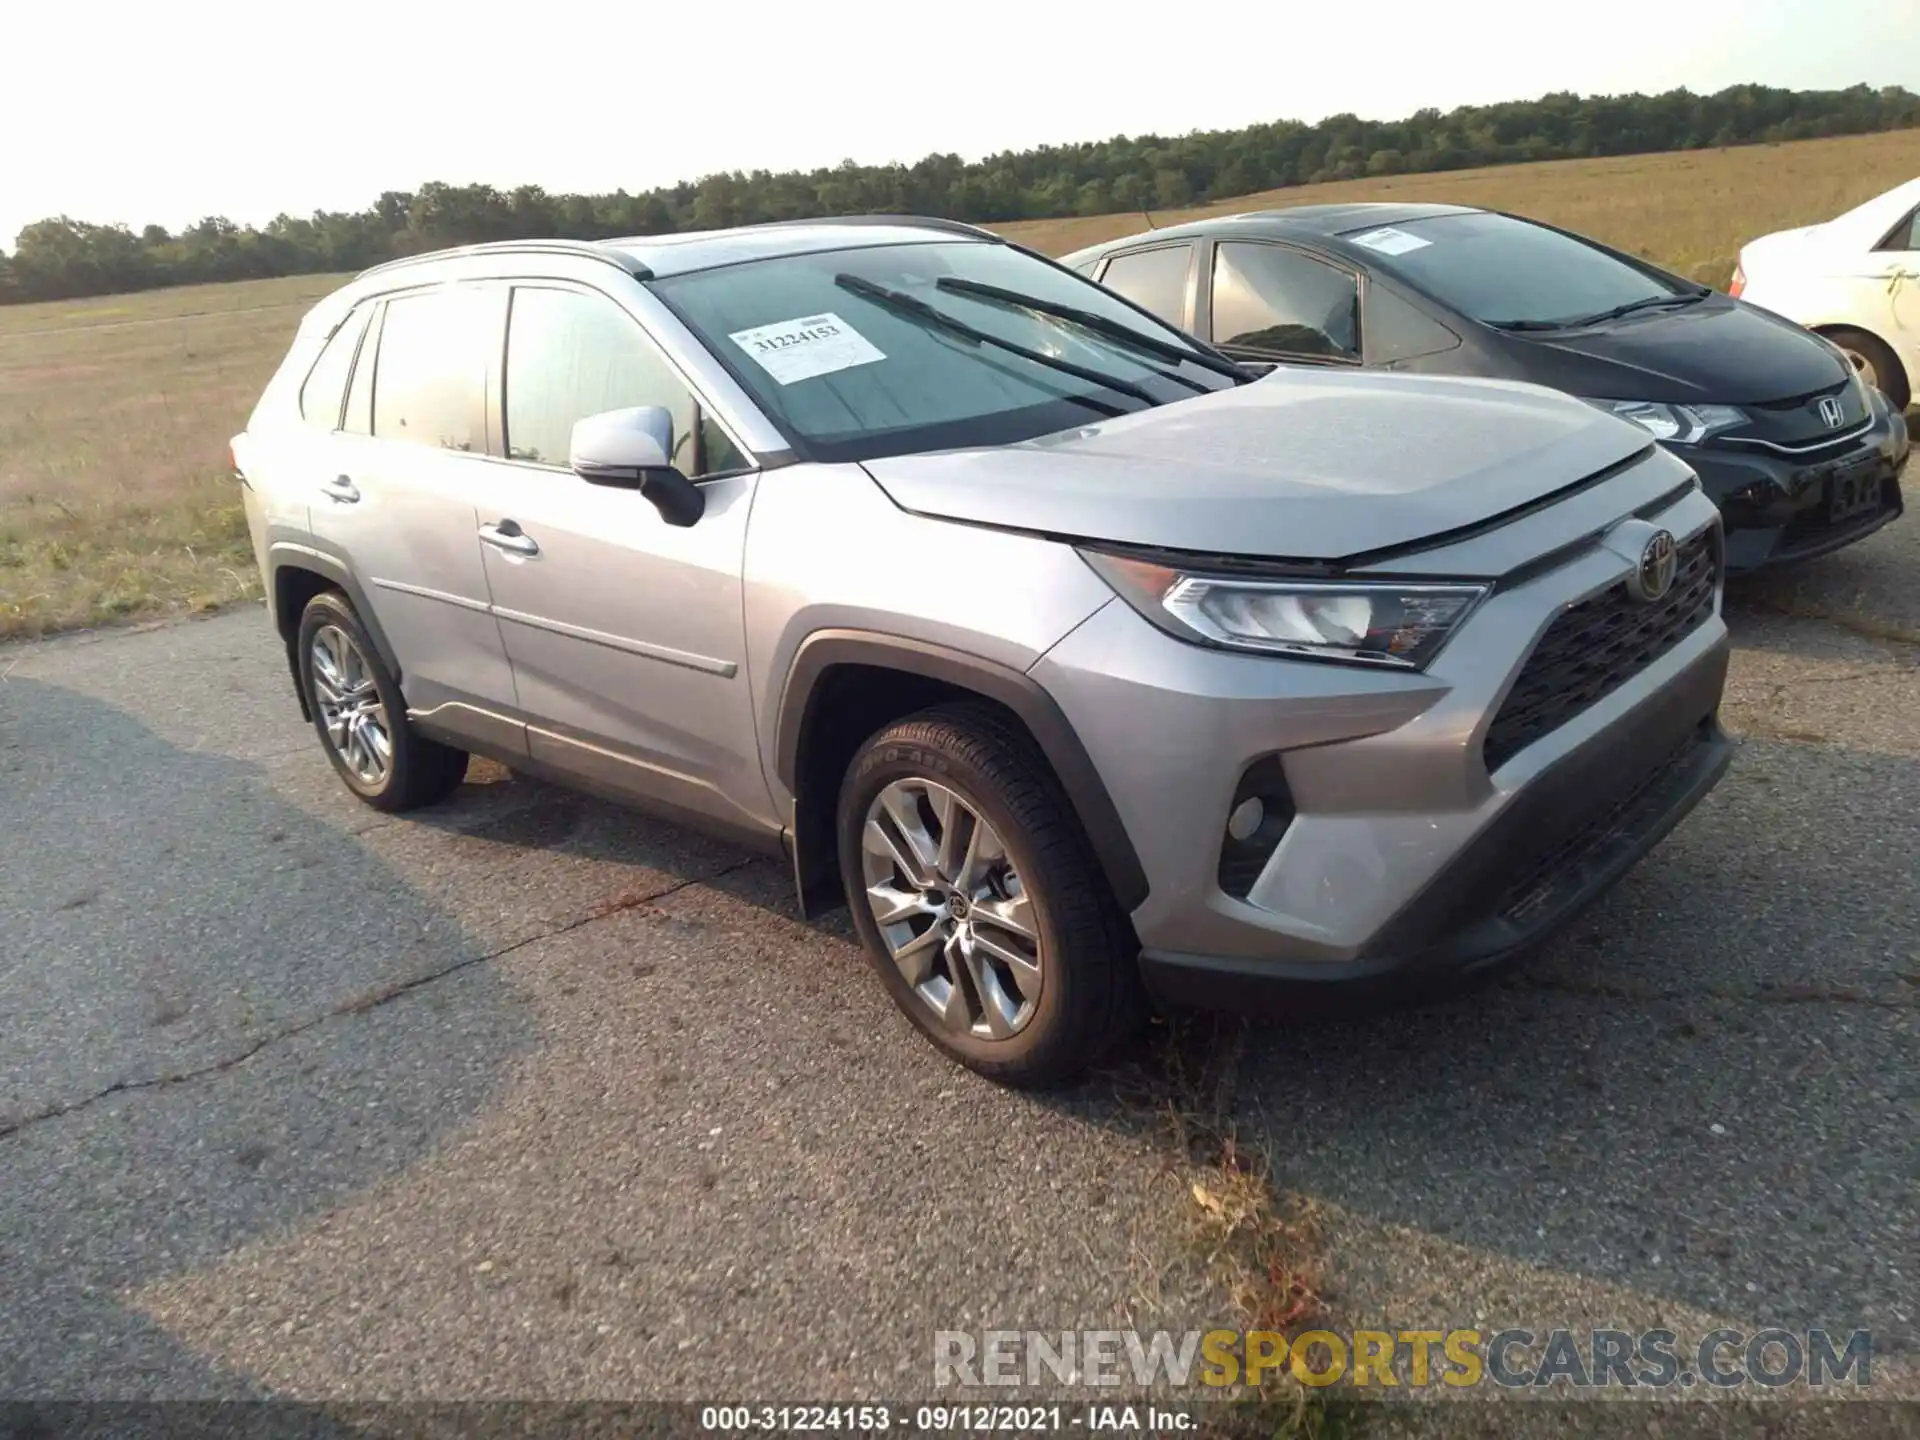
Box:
[1032, 480, 1733, 1012]
[1140, 700, 1732, 1016]
[1693, 406, 1908, 572]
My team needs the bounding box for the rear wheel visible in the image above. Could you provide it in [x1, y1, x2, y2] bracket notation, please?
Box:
[836, 703, 1144, 1087]
[297, 591, 468, 811]
[1822, 326, 1910, 412]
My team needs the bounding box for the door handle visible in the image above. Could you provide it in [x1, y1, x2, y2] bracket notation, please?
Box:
[478, 520, 540, 557]
[320, 475, 360, 504]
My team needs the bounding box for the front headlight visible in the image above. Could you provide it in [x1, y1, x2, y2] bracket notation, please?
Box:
[1080, 550, 1487, 670]
[1585, 398, 1747, 445]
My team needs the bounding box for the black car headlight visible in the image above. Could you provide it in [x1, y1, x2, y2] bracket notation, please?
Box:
[1080, 549, 1486, 670]
[1583, 398, 1747, 445]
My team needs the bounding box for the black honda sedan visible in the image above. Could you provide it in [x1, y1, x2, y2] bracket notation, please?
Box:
[1062, 204, 1909, 572]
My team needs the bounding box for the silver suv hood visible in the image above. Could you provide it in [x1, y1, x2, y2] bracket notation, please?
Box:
[860, 370, 1652, 562]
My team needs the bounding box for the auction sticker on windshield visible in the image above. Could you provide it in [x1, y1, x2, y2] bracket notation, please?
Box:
[729, 312, 886, 385]
[1351, 227, 1432, 256]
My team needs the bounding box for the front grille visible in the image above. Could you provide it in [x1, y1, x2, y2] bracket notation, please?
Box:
[1483, 531, 1718, 772]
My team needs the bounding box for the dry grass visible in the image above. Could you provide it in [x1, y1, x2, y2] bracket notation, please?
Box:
[1111, 1021, 1331, 1436]
[0, 273, 345, 640]
[4, 129, 1918, 640]
[1000, 128, 1920, 283]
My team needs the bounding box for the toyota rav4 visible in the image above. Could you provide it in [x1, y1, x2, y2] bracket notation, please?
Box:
[235, 216, 1734, 1085]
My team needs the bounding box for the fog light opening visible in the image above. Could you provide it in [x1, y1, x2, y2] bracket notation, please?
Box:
[1217, 756, 1297, 900]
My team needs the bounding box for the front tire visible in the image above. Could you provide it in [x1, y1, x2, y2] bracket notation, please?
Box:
[836, 703, 1144, 1087]
[296, 591, 468, 811]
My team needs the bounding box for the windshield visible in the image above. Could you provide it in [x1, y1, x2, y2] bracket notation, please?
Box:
[650, 241, 1235, 462]
[1350, 212, 1692, 329]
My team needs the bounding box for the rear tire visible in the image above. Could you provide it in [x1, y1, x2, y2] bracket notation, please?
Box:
[296, 591, 468, 812]
[1822, 326, 1910, 412]
[836, 703, 1145, 1087]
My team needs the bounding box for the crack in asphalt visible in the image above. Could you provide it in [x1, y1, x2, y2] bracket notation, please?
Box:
[1505, 973, 1918, 1011]
[0, 856, 767, 1144]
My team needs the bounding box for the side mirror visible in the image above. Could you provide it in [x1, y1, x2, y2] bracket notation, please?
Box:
[569, 406, 705, 528]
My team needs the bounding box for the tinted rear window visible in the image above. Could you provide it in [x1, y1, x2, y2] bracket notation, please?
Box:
[1351, 212, 1686, 328]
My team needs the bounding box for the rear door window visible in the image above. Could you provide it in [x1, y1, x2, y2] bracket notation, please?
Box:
[369, 286, 494, 453]
[1096, 245, 1194, 327]
[1210, 243, 1360, 359]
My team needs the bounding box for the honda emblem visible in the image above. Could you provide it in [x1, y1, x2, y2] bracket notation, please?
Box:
[1817, 396, 1844, 428]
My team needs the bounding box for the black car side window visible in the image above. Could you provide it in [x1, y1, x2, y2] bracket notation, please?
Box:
[1366, 285, 1462, 365]
[1211, 243, 1360, 360]
[1097, 245, 1193, 327]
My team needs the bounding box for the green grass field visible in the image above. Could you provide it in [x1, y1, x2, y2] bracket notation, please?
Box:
[4, 129, 1917, 640]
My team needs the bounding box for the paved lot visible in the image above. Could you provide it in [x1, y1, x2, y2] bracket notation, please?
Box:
[2, 465, 1915, 1424]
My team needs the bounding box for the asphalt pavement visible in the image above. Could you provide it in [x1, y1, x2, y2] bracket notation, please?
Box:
[2, 463, 1915, 1429]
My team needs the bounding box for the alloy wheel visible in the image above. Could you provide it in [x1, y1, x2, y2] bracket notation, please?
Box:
[309, 624, 392, 788]
[859, 777, 1044, 1039]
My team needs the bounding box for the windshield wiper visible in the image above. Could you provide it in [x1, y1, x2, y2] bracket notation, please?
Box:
[834, 273, 1158, 414]
[1490, 291, 1708, 333]
[932, 276, 1250, 386]
[1564, 292, 1708, 327]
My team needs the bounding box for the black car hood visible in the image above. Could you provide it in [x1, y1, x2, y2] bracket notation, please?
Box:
[1496, 295, 1851, 404]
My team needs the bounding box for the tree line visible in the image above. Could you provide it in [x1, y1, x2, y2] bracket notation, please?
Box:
[4, 83, 1916, 305]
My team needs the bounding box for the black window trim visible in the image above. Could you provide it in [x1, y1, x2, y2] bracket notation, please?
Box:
[1199, 236, 1366, 368]
[493, 276, 754, 484]
[1091, 240, 1199, 333]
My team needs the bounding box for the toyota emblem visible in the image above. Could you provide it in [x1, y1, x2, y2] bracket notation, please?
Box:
[1627, 530, 1678, 604]
[1817, 395, 1844, 428]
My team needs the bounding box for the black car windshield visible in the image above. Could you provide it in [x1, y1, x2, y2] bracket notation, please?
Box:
[650, 241, 1235, 463]
[1347, 212, 1695, 329]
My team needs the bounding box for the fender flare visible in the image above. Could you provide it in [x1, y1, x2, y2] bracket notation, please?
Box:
[774, 630, 1149, 914]
[266, 541, 403, 719]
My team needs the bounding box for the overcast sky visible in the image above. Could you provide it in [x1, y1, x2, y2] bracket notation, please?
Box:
[3, 0, 1915, 247]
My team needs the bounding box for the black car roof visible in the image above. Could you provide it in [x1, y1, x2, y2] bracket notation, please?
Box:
[1061, 202, 1483, 263]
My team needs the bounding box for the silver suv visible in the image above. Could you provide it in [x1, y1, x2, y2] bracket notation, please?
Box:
[236, 216, 1733, 1085]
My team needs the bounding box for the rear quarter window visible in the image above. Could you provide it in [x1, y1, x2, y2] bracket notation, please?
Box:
[1876, 205, 1920, 252]
[298, 306, 371, 430]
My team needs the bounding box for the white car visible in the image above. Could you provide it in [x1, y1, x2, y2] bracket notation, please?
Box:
[1733, 177, 1920, 412]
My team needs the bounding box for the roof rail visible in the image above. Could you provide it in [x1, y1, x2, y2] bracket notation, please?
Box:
[755, 213, 1004, 242]
[355, 239, 653, 282]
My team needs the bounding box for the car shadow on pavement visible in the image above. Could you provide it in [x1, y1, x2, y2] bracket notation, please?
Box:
[0, 677, 537, 1406]
[377, 724, 1918, 1366]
